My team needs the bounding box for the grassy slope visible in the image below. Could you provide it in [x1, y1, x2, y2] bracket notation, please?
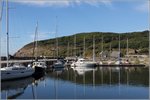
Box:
[14, 30, 149, 57]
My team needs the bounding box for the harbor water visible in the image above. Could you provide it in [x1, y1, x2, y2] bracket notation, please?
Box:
[1, 65, 149, 99]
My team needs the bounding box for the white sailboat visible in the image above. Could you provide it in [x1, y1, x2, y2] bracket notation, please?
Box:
[70, 35, 77, 67]
[115, 34, 122, 65]
[1, 63, 34, 80]
[52, 16, 64, 68]
[71, 57, 97, 67]
[115, 35, 130, 65]
[71, 35, 97, 67]
[124, 38, 130, 64]
[1, 0, 34, 81]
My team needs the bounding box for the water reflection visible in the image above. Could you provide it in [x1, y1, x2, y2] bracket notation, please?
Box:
[32, 74, 46, 99]
[1, 66, 149, 99]
[1, 77, 34, 99]
[46, 66, 148, 87]
[71, 66, 97, 75]
[1, 72, 45, 99]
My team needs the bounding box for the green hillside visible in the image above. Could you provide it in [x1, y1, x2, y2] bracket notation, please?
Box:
[14, 30, 149, 57]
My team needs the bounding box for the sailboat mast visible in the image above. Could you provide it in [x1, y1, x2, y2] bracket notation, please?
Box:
[119, 34, 120, 60]
[109, 42, 111, 53]
[0, 0, 4, 68]
[6, 0, 9, 67]
[55, 16, 58, 57]
[101, 34, 103, 52]
[74, 34, 76, 57]
[32, 22, 38, 61]
[67, 41, 69, 57]
[149, 0, 150, 73]
[93, 35, 95, 62]
[126, 38, 128, 57]
[83, 36, 85, 58]
[35, 22, 38, 60]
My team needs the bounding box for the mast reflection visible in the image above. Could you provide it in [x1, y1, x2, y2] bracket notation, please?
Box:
[1, 77, 34, 99]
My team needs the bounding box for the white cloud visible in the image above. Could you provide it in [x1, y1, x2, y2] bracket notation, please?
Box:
[10, 0, 112, 7]
[135, 0, 149, 12]
[82, 0, 112, 7]
[11, 0, 70, 7]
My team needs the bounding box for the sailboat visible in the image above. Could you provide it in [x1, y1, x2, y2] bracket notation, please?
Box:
[52, 16, 65, 68]
[29, 22, 47, 74]
[115, 34, 122, 65]
[52, 58, 65, 68]
[71, 35, 97, 68]
[70, 34, 77, 67]
[115, 35, 130, 65]
[1, 0, 34, 81]
[124, 38, 130, 64]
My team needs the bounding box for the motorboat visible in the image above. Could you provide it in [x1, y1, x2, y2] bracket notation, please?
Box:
[52, 59, 65, 68]
[1, 63, 35, 81]
[29, 61, 47, 74]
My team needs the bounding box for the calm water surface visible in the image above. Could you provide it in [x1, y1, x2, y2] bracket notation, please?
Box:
[1, 66, 149, 99]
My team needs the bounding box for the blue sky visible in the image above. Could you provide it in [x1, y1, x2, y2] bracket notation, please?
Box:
[0, 0, 149, 56]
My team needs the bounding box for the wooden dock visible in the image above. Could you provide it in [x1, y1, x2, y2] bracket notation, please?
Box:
[97, 64, 145, 67]
[0, 59, 146, 68]
[0, 59, 57, 64]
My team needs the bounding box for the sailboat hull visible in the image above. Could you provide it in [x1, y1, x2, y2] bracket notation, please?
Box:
[75, 63, 97, 68]
[1, 68, 34, 81]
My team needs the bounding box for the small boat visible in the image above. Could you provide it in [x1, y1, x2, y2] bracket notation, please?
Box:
[70, 60, 77, 67]
[71, 36, 98, 68]
[52, 59, 65, 68]
[64, 59, 72, 66]
[71, 58, 97, 68]
[115, 60, 122, 65]
[1, 63, 35, 81]
[29, 61, 47, 74]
